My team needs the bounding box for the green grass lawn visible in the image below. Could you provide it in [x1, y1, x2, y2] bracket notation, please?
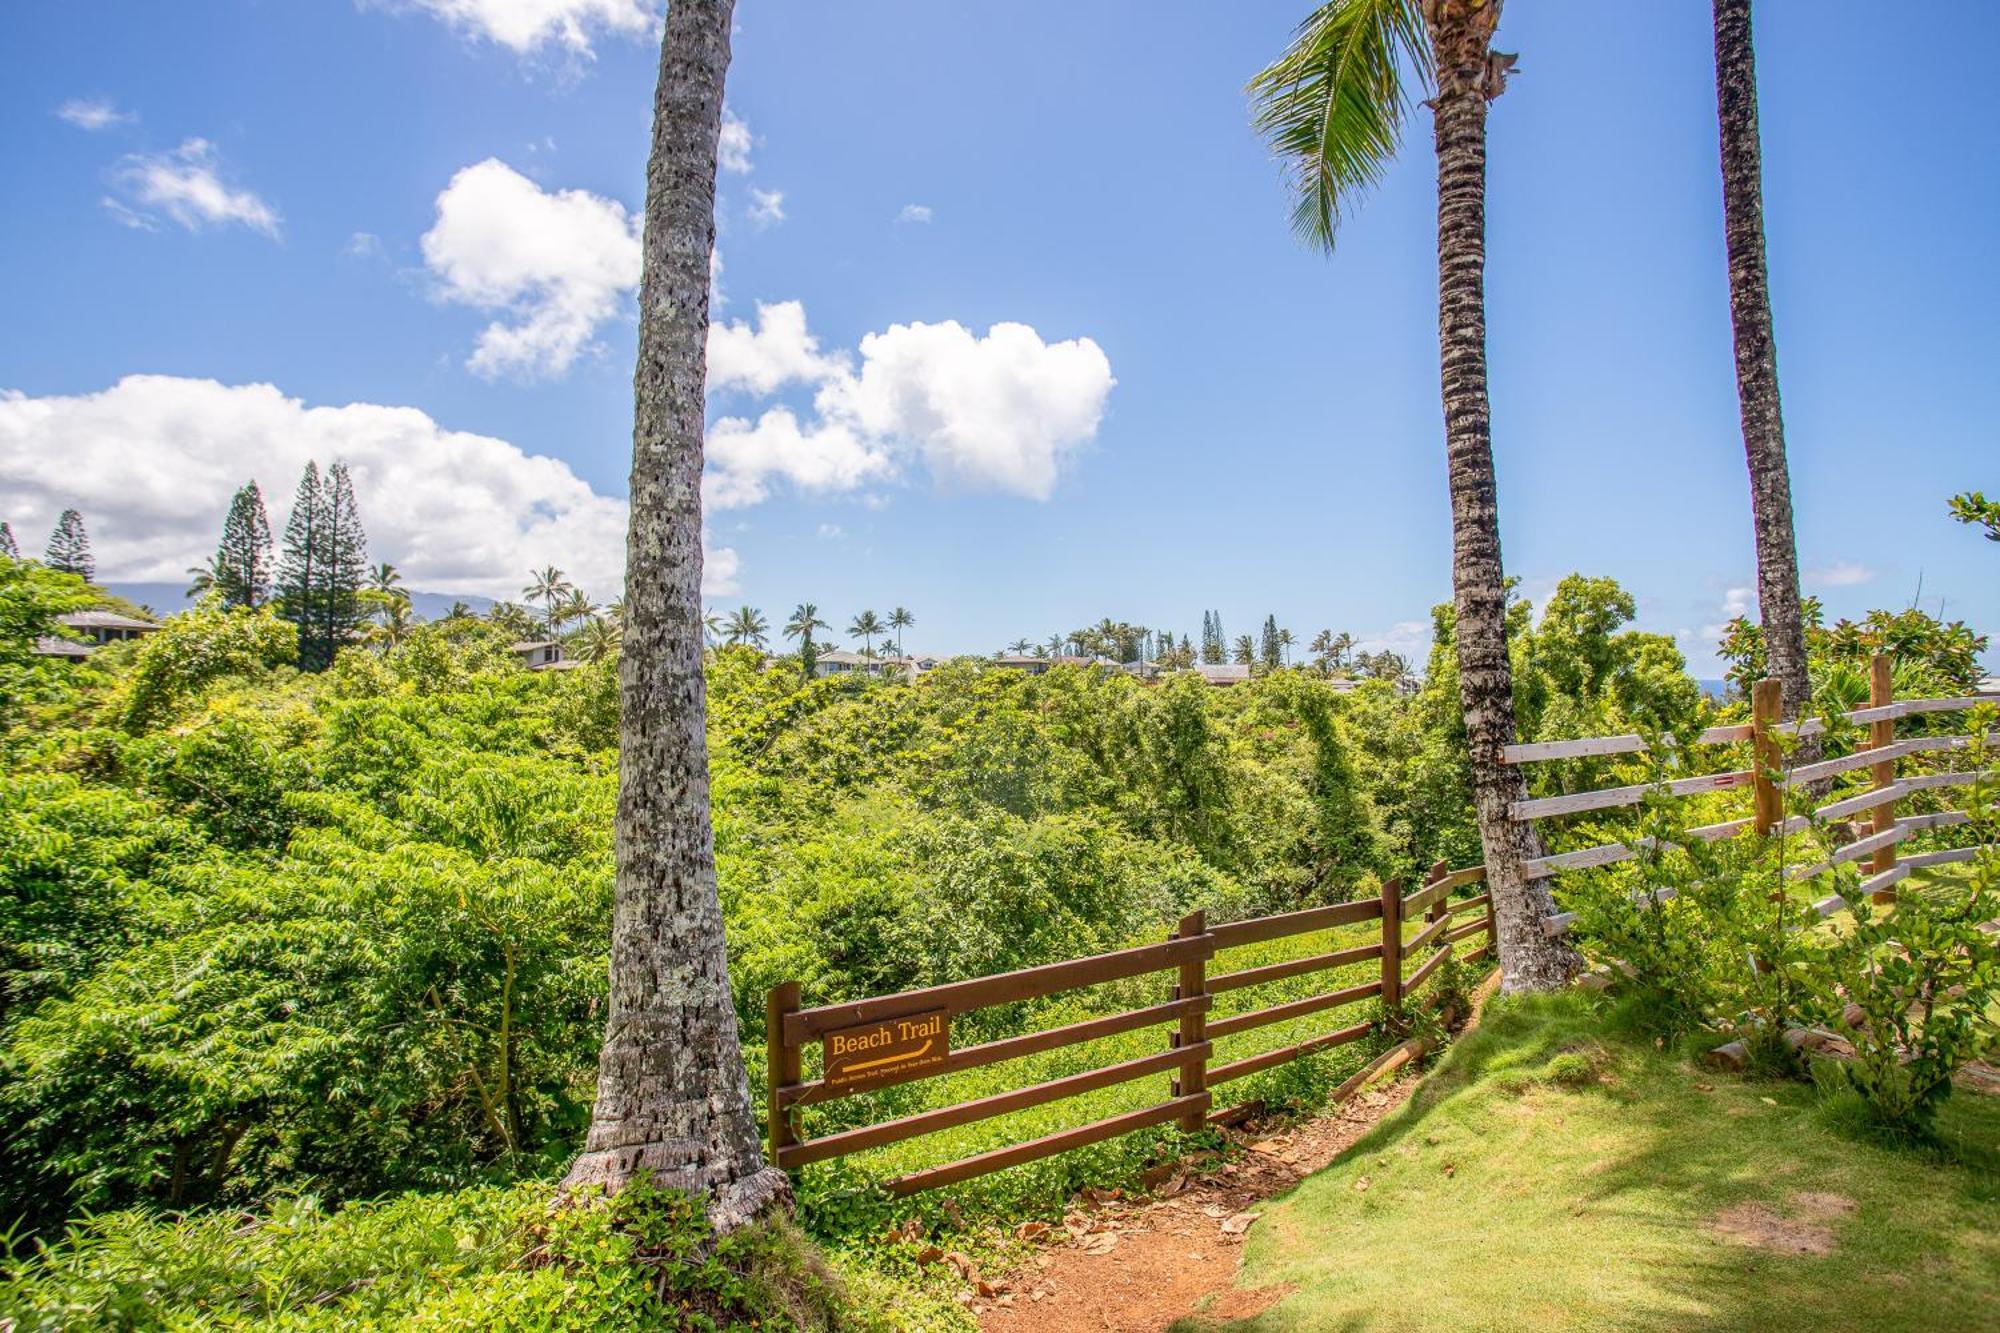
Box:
[1189, 991, 2000, 1333]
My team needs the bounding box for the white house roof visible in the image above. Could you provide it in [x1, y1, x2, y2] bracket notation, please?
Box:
[58, 610, 158, 631]
[33, 635, 93, 658]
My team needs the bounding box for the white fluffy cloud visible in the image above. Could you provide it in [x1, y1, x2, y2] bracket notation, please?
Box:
[717, 108, 753, 173]
[57, 98, 135, 131]
[747, 187, 786, 228]
[392, 0, 655, 55]
[896, 203, 934, 225]
[0, 374, 739, 598]
[1807, 560, 1875, 589]
[1700, 585, 1756, 642]
[702, 302, 1115, 508]
[108, 139, 280, 237]
[707, 300, 847, 396]
[421, 159, 641, 379]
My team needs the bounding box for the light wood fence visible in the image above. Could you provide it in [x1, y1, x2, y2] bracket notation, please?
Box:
[766, 867, 1492, 1195]
[1470, 658, 1997, 936]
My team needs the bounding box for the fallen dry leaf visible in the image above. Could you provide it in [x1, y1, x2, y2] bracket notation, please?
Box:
[914, 1245, 944, 1266]
[1014, 1221, 1050, 1243]
[1082, 1232, 1119, 1255]
[1220, 1212, 1261, 1235]
[1354, 1176, 1372, 1192]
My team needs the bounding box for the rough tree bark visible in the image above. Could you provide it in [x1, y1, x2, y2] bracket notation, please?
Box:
[562, 0, 790, 1232]
[1712, 0, 1811, 724]
[1425, 0, 1578, 991]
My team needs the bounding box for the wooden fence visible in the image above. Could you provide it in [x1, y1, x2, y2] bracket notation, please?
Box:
[1456, 659, 1997, 936]
[766, 867, 1493, 1195]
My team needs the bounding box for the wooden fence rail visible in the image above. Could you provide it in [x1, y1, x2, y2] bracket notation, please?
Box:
[1478, 661, 1995, 939]
[766, 862, 1493, 1195]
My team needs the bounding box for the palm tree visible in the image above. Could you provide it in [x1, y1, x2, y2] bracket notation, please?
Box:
[887, 606, 915, 656]
[1008, 637, 1035, 654]
[848, 609, 885, 656]
[366, 596, 416, 650]
[1232, 634, 1255, 666]
[725, 605, 768, 647]
[370, 562, 402, 595]
[702, 606, 724, 644]
[486, 601, 537, 640]
[557, 588, 597, 634]
[785, 602, 829, 677]
[1277, 627, 1297, 667]
[575, 617, 623, 663]
[1251, 0, 1573, 989]
[523, 566, 571, 638]
[443, 600, 474, 621]
[1711, 0, 1808, 726]
[563, 0, 785, 1227]
[184, 556, 221, 600]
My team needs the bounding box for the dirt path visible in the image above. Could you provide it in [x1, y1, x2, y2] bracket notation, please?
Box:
[971, 973, 1502, 1332]
[972, 1070, 1424, 1331]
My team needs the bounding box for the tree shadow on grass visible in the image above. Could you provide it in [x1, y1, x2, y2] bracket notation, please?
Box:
[1183, 991, 2000, 1333]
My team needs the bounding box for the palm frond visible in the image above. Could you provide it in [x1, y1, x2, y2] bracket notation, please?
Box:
[1247, 0, 1430, 252]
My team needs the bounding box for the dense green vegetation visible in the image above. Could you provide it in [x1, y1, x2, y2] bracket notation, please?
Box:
[1, 554, 1991, 1327]
[1197, 991, 2000, 1332]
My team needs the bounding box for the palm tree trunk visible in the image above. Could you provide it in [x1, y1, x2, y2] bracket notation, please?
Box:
[562, 0, 787, 1231]
[1426, 0, 1577, 992]
[1712, 0, 1810, 723]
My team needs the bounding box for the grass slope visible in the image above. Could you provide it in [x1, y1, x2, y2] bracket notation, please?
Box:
[1193, 992, 2000, 1332]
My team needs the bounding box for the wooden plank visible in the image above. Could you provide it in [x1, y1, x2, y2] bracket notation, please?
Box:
[1501, 723, 1755, 764]
[884, 1093, 1210, 1195]
[787, 934, 1211, 1042]
[1769, 716, 1828, 739]
[1449, 892, 1492, 915]
[1174, 911, 1207, 1133]
[1208, 944, 1381, 996]
[1206, 981, 1382, 1041]
[1510, 769, 1754, 822]
[781, 995, 1211, 1107]
[1780, 738, 1926, 787]
[1524, 837, 1653, 880]
[1904, 846, 1986, 870]
[1814, 781, 1914, 823]
[1402, 878, 1454, 916]
[1444, 918, 1489, 945]
[1404, 914, 1450, 955]
[1403, 945, 1451, 997]
[1902, 770, 1997, 792]
[767, 982, 802, 1164]
[1812, 893, 1847, 918]
[781, 1043, 1208, 1168]
[1898, 810, 1971, 833]
[1867, 657, 1900, 879]
[1789, 825, 1912, 881]
[1207, 898, 1382, 950]
[1893, 693, 2000, 719]
[1857, 864, 1911, 899]
[1207, 1020, 1374, 1086]
[1434, 865, 1487, 892]
[1543, 885, 1680, 939]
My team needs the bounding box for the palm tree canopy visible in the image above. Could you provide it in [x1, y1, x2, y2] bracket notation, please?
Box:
[725, 605, 768, 646]
[1247, 0, 1430, 252]
[785, 603, 827, 641]
[524, 565, 571, 605]
[371, 562, 402, 593]
[887, 607, 914, 629]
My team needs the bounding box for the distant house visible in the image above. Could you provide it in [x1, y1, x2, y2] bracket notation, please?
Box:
[991, 654, 1119, 675]
[1982, 675, 2000, 696]
[510, 640, 568, 670]
[1185, 663, 1252, 686]
[32, 609, 160, 660]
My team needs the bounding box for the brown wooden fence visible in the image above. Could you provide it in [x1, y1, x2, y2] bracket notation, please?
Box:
[766, 867, 1493, 1195]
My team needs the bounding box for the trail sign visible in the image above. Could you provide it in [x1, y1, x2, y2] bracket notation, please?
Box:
[823, 1010, 949, 1089]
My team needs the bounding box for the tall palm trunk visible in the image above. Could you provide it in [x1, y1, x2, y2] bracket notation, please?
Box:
[563, 0, 788, 1231]
[1425, 0, 1576, 991]
[1712, 0, 1809, 721]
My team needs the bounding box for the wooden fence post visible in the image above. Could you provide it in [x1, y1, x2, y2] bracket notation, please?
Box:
[1380, 877, 1403, 1013]
[766, 981, 802, 1170]
[1171, 910, 1207, 1132]
[1867, 653, 1900, 898]
[1751, 678, 1785, 836]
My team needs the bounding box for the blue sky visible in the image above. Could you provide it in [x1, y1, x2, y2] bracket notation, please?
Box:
[1, 1, 1993, 672]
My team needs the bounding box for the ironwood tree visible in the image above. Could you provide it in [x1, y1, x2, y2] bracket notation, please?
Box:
[0, 522, 17, 560]
[44, 509, 92, 581]
[562, 0, 788, 1230]
[1711, 0, 1811, 728]
[1250, 0, 1577, 989]
[214, 481, 274, 609]
[277, 462, 369, 671]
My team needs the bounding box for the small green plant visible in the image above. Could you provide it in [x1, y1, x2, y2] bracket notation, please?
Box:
[1807, 717, 2000, 1138]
